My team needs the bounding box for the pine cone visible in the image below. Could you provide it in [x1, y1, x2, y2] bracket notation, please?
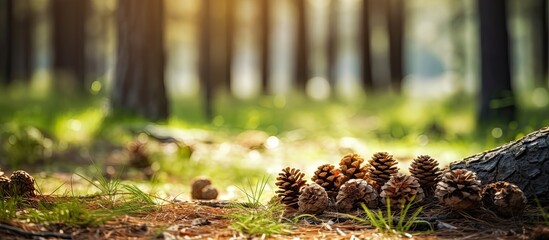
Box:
[336, 179, 378, 212]
[338, 153, 366, 184]
[298, 183, 329, 214]
[275, 167, 306, 209]
[9, 170, 36, 197]
[200, 185, 219, 200]
[409, 155, 440, 196]
[128, 140, 151, 169]
[481, 181, 526, 218]
[380, 174, 424, 209]
[435, 169, 481, 210]
[0, 175, 10, 197]
[366, 152, 399, 191]
[191, 177, 216, 200]
[312, 164, 341, 198]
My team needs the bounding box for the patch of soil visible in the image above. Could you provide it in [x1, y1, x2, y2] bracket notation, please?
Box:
[0, 197, 545, 239]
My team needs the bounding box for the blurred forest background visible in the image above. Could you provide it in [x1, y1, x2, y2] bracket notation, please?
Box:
[0, 0, 548, 197]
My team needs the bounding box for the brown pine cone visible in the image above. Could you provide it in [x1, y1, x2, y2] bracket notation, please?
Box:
[336, 179, 378, 212]
[481, 181, 527, 218]
[9, 170, 36, 197]
[312, 164, 341, 198]
[380, 174, 424, 209]
[0, 175, 10, 197]
[338, 153, 366, 184]
[200, 185, 219, 200]
[409, 155, 440, 196]
[298, 183, 330, 214]
[366, 152, 399, 191]
[275, 167, 307, 209]
[435, 169, 481, 210]
[191, 177, 212, 199]
[127, 140, 151, 169]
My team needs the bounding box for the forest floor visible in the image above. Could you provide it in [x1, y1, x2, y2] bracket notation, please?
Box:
[2, 93, 549, 239]
[1, 193, 548, 239]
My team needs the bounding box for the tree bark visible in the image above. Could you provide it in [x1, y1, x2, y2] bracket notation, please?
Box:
[533, 0, 548, 87]
[450, 127, 549, 203]
[294, 0, 308, 92]
[360, 0, 373, 92]
[10, 0, 33, 82]
[260, 0, 270, 94]
[52, 0, 88, 90]
[327, 0, 338, 97]
[0, 0, 13, 85]
[387, 0, 404, 93]
[477, 0, 515, 127]
[112, 0, 169, 121]
[199, 0, 213, 121]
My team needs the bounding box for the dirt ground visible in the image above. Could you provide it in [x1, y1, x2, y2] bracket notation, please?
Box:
[1, 197, 548, 240]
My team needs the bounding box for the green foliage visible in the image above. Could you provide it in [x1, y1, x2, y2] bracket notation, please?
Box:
[76, 165, 122, 204]
[0, 124, 53, 167]
[228, 177, 291, 236]
[536, 199, 549, 226]
[27, 198, 112, 226]
[347, 197, 431, 236]
[0, 197, 20, 221]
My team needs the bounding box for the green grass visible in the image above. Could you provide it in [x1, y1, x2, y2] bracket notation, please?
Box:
[228, 177, 291, 236]
[0, 197, 20, 221]
[2, 85, 549, 197]
[347, 197, 432, 236]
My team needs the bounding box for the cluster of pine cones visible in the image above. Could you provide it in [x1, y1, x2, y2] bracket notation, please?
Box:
[275, 152, 527, 218]
[0, 169, 36, 197]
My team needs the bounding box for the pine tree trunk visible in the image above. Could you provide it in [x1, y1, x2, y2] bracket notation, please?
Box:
[387, 0, 404, 93]
[477, 0, 515, 126]
[113, 0, 169, 121]
[295, 0, 308, 92]
[199, 0, 213, 121]
[260, 0, 270, 94]
[360, 0, 373, 92]
[52, 0, 88, 90]
[0, 0, 13, 84]
[327, 0, 338, 96]
[450, 127, 549, 203]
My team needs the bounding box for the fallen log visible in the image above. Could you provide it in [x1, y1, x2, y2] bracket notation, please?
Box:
[450, 127, 549, 203]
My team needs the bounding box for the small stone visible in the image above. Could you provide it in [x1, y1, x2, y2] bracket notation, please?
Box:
[200, 185, 218, 200]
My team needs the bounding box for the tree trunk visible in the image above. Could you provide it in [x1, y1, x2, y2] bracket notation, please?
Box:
[199, 0, 213, 121]
[0, 0, 13, 85]
[294, 0, 308, 92]
[360, 0, 373, 92]
[477, 0, 515, 127]
[10, 0, 33, 82]
[386, 0, 404, 93]
[327, 0, 338, 96]
[534, 0, 548, 87]
[260, 0, 270, 94]
[450, 127, 549, 203]
[52, 0, 88, 90]
[112, 0, 169, 121]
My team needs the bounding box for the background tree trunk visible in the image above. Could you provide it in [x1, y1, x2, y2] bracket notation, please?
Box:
[112, 0, 169, 121]
[450, 127, 549, 203]
[387, 0, 404, 93]
[0, 0, 13, 85]
[52, 0, 88, 90]
[10, 0, 33, 82]
[260, 0, 270, 94]
[327, 0, 338, 97]
[360, 0, 373, 92]
[477, 0, 515, 127]
[199, 0, 213, 121]
[533, 0, 548, 87]
[295, 0, 308, 92]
